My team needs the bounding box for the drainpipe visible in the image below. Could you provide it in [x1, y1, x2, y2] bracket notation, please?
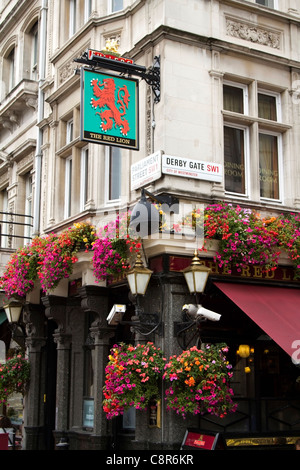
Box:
[33, 0, 48, 236]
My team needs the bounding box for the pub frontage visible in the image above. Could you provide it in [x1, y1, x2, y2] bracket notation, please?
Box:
[5, 217, 299, 451]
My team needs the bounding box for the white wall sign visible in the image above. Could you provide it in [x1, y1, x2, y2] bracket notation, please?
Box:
[131, 151, 162, 190]
[162, 154, 223, 183]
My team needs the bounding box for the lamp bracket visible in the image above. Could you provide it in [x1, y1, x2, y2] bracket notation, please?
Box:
[121, 311, 163, 336]
[74, 52, 160, 103]
[141, 188, 179, 213]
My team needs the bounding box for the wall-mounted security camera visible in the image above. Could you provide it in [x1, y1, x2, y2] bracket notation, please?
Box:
[107, 304, 126, 325]
[197, 306, 221, 322]
[182, 304, 221, 322]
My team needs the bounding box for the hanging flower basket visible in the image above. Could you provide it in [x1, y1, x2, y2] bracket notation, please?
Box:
[163, 344, 237, 419]
[0, 354, 30, 406]
[103, 342, 166, 419]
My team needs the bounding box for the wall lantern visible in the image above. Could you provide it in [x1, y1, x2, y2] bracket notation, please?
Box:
[126, 252, 153, 296]
[3, 299, 23, 324]
[237, 344, 251, 358]
[124, 252, 162, 336]
[182, 249, 211, 295]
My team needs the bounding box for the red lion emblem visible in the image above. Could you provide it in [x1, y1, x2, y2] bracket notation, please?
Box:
[90, 78, 130, 136]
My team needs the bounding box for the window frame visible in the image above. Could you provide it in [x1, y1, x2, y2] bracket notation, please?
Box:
[257, 89, 282, 123]
[255, 0, 277, 8]
[80, 146, 89, 212]
[223, 80, 249, 115]
[64, 156, 72, 219]
[223, 123, 250, 198]
[258, 130, 283, 202]
[105, 146, 122, 204]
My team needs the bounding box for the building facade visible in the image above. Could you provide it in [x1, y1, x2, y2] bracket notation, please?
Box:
[1, 0, 300, 450]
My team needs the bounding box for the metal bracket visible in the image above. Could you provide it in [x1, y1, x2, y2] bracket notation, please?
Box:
[74, 51, 160, 103]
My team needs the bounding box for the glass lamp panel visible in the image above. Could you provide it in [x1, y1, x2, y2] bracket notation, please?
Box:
[136, 272, 151, 295]
[194, 271, 210, 293]
[127, 272, 137, 296]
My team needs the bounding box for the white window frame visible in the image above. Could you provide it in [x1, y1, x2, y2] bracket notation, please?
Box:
[224, 123, 250, 199]
[84, 0, 92, 22]
[24, 173, 33, 243]
[1, 189, 8, 249]
[259, 130, 283, 203]
[80, 146, 89, 211]
[31, 22, 39, 81]
[105, 146, 122, 204]
[223, 80, 249, 115]
[64, 156, 72, 219]
[66, 119, 74, 144]
[257, 89, 282, 123]
[69, 0, 77, 37]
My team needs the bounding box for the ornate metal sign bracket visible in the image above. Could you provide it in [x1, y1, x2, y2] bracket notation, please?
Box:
[74, 50, 160, 103]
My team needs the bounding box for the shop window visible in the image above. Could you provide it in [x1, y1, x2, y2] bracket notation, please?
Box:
[80, 146, 89, 211]
[64, 157, 72, 218]
[106, 146, 121, 202]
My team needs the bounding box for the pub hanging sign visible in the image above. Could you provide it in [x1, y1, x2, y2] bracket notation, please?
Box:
[80, 68, 139, 150]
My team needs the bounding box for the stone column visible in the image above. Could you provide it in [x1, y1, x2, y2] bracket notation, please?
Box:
[42, 295, 70, 441]
[23, 303, 46, 450]
[80, 286, 115, 449]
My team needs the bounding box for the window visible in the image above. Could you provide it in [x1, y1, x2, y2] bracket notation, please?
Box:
[223, 80, 284, 202]
[66, 119, 74, 144]
[80, 147, 89, 211]
[258, 91, 281, 122]
[259, 133, 281, 200]
[64, 157, 72, 218]
[224, 126, 248, 195]
[24, 173, 33, 243]
[30, 22, 39, 80]
[106, 147, 121, 202]
[0, 189, 8, 248]
[256, 0, 275, 7]
[7, 47, 15, 92]
[223, 84, 248, 114]
[110, 0, 123, 13]
[69, 0, 77, 37]
[84, 0, 92, 22]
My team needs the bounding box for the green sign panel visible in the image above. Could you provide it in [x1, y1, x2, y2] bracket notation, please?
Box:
[80, 68, 139, 150]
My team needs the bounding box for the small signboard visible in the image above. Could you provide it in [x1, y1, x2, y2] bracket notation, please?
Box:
[80, 68, 139, 150]
[181, 429, 226, 450]
[162, 154, 223, 183]
[131, 151, 162, 190]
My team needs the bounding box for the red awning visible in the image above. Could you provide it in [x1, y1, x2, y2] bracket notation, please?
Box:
[214, 282, 300, 358]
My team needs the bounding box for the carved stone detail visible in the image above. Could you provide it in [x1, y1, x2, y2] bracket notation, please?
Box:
[226, 17, 281, 49]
